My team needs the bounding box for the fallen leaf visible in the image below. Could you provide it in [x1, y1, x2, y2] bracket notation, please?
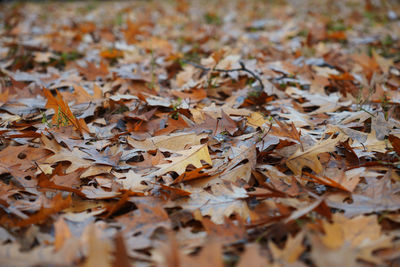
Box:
[269, 231, 305, 263]
[286, 132, 347, 175]
[151, 144, 212, 177]
[127, 132, 207, 151]
[83, 224, 112, 267]
[15, 194, 72, 227]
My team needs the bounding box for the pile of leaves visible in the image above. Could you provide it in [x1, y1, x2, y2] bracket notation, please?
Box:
[1, 0, 400, 266]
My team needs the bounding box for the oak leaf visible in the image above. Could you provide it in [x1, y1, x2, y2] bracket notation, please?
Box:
[150, 144, 212, 177]
[127, 132, 207, 151]
[269, 231, 305, 264]
[319, 214, 392, 264]
[286, 132, 347, 175]
[173, 183, 250, 224]
[43, 88, 89, 134]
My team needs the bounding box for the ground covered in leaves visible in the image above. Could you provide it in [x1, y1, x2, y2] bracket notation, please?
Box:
[1, 0, 400, 266]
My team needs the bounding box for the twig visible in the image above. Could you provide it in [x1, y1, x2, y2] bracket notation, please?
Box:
[182, 59, 264, 90]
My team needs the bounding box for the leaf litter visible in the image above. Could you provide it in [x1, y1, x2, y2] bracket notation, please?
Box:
[0, 0, 400, 266]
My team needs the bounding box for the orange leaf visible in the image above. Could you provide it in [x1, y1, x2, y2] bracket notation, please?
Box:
[100, 48, 123, 59]
[43, 88, 89, 134]
[16, 194, 72, 227]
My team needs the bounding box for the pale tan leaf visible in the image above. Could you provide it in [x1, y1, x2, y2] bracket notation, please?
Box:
[114, 170, 152, 191]
[237, 243, 270, 267]
[247, 112, 270, 128]
[269, 231, 305, 263]
[151, 144, 212, 176]
[127, 132, 207, 151]
[319, 214, 392, 264]
[173, 183, 249, 224]
[83, 224, 112, 267]
[286, 132, 347, 175]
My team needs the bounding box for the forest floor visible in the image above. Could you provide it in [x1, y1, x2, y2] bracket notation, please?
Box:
[1, 0, 400, 266]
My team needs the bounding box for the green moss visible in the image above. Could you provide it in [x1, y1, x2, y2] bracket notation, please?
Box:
[204, 12, 222, 25]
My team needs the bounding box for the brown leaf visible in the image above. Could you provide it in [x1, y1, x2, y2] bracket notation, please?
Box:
[388, 134, 400, 155]
[112, 233, 132, 267]
[327, 172, 400, 217]
[76, 61, 109, 81]
[15, 194, 72, 227]
[200, 217, 247, 244]
[118, 203, 170, 238]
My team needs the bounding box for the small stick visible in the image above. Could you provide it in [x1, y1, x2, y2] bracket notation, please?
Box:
[182, 59, 264, 91]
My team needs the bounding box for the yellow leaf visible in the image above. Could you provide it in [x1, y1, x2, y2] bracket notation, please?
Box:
[286, 132, 347, 175]
[127, 132, 207, 151]
[269, 231, 305, 263]
[320, 214, 392, 264]
[151, 144, 212, 176]
[247, 112, 270, 128]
